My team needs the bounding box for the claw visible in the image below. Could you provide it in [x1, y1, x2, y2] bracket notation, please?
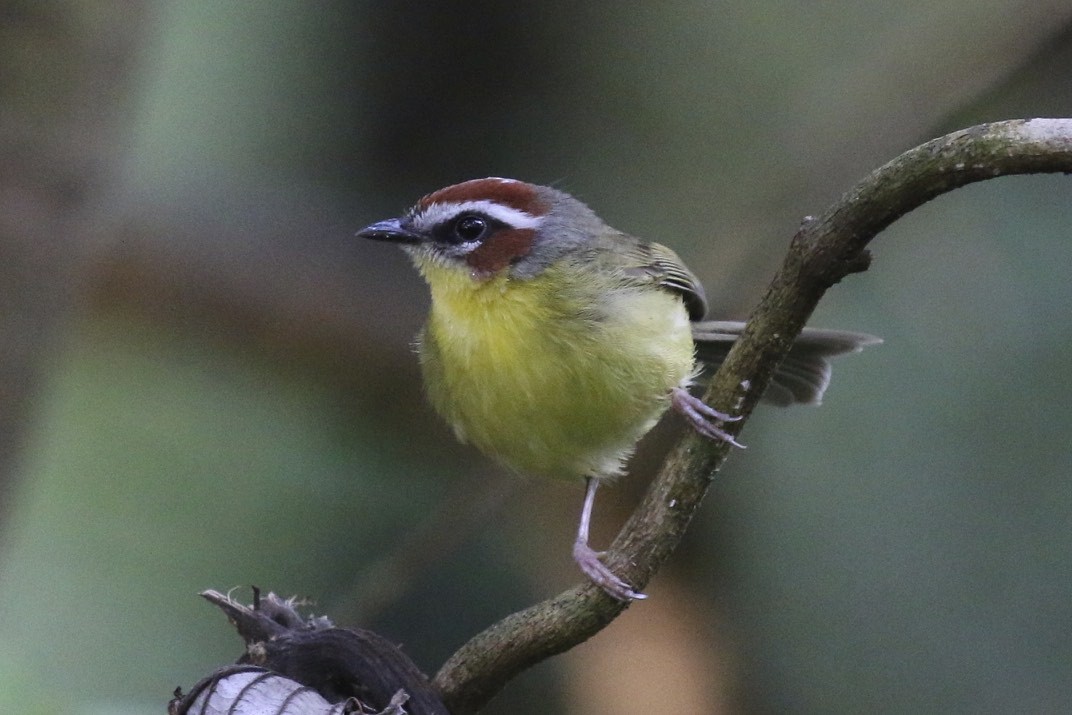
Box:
[672, 388, 745, 448]
[573, 540, 646, 602]
[573, 477, 646, 601]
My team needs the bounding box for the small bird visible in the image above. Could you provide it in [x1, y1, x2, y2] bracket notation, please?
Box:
[358, 178, 879, 601]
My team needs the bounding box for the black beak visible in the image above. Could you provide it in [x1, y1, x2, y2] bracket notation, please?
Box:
[356, 218, 424, 244]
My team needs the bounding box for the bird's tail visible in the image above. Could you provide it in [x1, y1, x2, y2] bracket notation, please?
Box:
[691, 321, 882, 406]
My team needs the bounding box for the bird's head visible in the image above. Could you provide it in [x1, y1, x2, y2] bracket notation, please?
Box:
[357, 178, 608, 282]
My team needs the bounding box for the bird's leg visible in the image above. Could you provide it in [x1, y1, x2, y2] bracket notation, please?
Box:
[572, 476, 646, 601]
[671, 387, 745, 448]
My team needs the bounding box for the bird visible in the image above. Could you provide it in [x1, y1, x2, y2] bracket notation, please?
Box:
[358, 177, 879, 601]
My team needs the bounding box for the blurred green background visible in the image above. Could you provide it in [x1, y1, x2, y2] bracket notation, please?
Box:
[2, 1, 1071, 713]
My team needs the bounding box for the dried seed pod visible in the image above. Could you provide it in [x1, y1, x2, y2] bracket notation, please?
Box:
[171, 665, 348, 714]
[170, 589, 446, 715]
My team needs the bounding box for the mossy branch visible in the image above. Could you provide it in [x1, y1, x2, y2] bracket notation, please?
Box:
[432, 119, 1072, 714]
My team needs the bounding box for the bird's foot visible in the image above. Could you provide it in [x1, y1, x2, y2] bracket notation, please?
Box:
[671, 387, 745, 448]
[573, 540, 646, 602]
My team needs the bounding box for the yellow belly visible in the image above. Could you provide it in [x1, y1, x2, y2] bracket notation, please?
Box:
[416, 262, 695, 481]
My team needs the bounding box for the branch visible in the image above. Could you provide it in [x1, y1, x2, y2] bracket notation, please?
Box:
[432, 118, 1072, 713]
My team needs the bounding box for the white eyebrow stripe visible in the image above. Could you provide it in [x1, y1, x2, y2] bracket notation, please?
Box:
[413, 200, 543, 232]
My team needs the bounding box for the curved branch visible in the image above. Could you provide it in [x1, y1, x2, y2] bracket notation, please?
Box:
[432, 118, 1072, 714]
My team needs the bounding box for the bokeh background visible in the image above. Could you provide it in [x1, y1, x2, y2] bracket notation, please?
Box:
[2, 2, 1072, 713]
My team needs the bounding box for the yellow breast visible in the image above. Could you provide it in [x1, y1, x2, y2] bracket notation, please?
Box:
[414, 259, 695, 481]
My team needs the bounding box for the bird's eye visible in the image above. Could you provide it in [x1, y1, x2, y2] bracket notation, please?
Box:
[452, 214, 488, 243]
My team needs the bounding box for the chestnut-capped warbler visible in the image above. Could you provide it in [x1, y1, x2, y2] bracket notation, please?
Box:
[359, 178, 879, 600]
